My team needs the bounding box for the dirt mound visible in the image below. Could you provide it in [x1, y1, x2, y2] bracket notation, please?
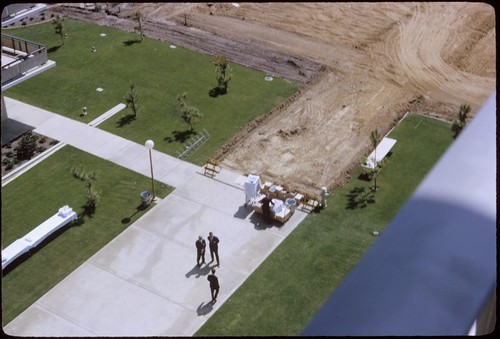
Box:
[34, 3, 498, 196]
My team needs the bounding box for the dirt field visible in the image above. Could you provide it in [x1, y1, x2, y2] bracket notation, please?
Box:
[44, 3, 497, 196]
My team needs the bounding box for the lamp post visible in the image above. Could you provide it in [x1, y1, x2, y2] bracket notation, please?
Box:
[145, 139, 156, 201]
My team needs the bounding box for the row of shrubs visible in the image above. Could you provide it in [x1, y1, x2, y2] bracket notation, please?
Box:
[2, 131, 58, 171]
[4, 12, 55, 28]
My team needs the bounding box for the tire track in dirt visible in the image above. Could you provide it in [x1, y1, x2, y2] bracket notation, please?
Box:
[392, 3, 495, 108]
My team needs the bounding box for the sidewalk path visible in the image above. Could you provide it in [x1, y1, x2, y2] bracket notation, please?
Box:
[3, 98, 308, 336]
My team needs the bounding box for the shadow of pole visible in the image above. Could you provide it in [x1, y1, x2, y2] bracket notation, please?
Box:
[121, 203, 149, 224]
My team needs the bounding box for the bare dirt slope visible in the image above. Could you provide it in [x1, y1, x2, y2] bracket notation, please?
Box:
[52, 3, 496, 196]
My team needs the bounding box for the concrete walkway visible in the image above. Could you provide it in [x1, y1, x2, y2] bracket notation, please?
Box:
[2, 98, 308, 336]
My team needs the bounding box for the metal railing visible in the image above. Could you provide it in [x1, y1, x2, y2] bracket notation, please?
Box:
[176, 129, 210, 159]
[1, 34, 48, 84]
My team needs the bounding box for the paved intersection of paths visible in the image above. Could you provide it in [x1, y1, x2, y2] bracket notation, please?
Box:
[3, 98, 308, 336]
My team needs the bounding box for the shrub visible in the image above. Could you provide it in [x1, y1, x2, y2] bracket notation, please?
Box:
[14, 131, 38, 160]
[3, 158, 14, 170]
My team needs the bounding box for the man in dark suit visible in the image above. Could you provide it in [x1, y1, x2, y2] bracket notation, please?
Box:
[207, 269, 220, 303]
[261, 193, 275, 222]
[207, 232, 220, 266]
[196, 235, 206, 267]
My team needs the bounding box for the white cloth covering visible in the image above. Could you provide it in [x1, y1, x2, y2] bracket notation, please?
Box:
[244, 175, 261, 204]
[363, 137, 397, 169]
[272, 199, 283, 213]
[2, 207, 78, 270]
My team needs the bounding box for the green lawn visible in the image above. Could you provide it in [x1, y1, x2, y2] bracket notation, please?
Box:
[3, 19, 299, 165]
[195, 113, 454, 336]
[1, 146, 173, 325]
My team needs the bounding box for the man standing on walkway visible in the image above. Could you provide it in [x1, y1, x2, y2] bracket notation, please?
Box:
[207, 269, 220, 304]
[207, 232, 220, 266]
[261, 193, 275, 222]
[196, 235, 206, 267]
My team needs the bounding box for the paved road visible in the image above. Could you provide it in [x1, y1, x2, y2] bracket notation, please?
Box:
[2, 97, 308, 336]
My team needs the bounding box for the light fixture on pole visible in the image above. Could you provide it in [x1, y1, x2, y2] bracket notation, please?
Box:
[145, 139, 156, 201]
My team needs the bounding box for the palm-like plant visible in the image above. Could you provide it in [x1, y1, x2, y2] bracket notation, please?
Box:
[133, 12, 144, 41]
[125, 82, 139, 118]
[212, 55, 232, 94]
[177, 93, 203, 131]
[370, 128, 381, 191]
[451, 104, 471, 138]
[52, 15, 65, 45]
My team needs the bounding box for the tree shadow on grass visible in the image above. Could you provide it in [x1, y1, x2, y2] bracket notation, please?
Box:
[123, 39, 141, 46]
[346, 187, 376, 210]
[208, 86, 227, 98]
[116, 114, 136, 128]
[72, 203, 97, 226]
[357, 172, 372, 182]
[121, 203, 148, 224]
[47, 45, 62, 54]
[164, 129, 196, 143]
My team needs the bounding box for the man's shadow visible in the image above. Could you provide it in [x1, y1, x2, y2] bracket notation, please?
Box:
[196, 301, 214, 316]
[185, 262, 215, 278]
[249, 212, 281, 230]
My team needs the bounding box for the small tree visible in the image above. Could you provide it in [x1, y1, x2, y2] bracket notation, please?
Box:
[212, 55, 232, 94]
[125, 82, 139, 118]
[71, 166, 99, 209]
[451, 103, 471, 138]
[132, 11, 144, 41]
[52, 15, 65, 45]
[369, 129, 381, 191]
[177, 92, 203, 131]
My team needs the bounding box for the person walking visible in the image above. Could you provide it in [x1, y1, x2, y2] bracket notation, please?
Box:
[207, 269, 220, 303]
[207, 232, 220, 266]
[261, 193, 275, 222]
[196, 235, 206, 267]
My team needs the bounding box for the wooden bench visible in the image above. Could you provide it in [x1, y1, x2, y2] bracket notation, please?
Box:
[203, 159, 221, 177]
[301, 194, 321, 213]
